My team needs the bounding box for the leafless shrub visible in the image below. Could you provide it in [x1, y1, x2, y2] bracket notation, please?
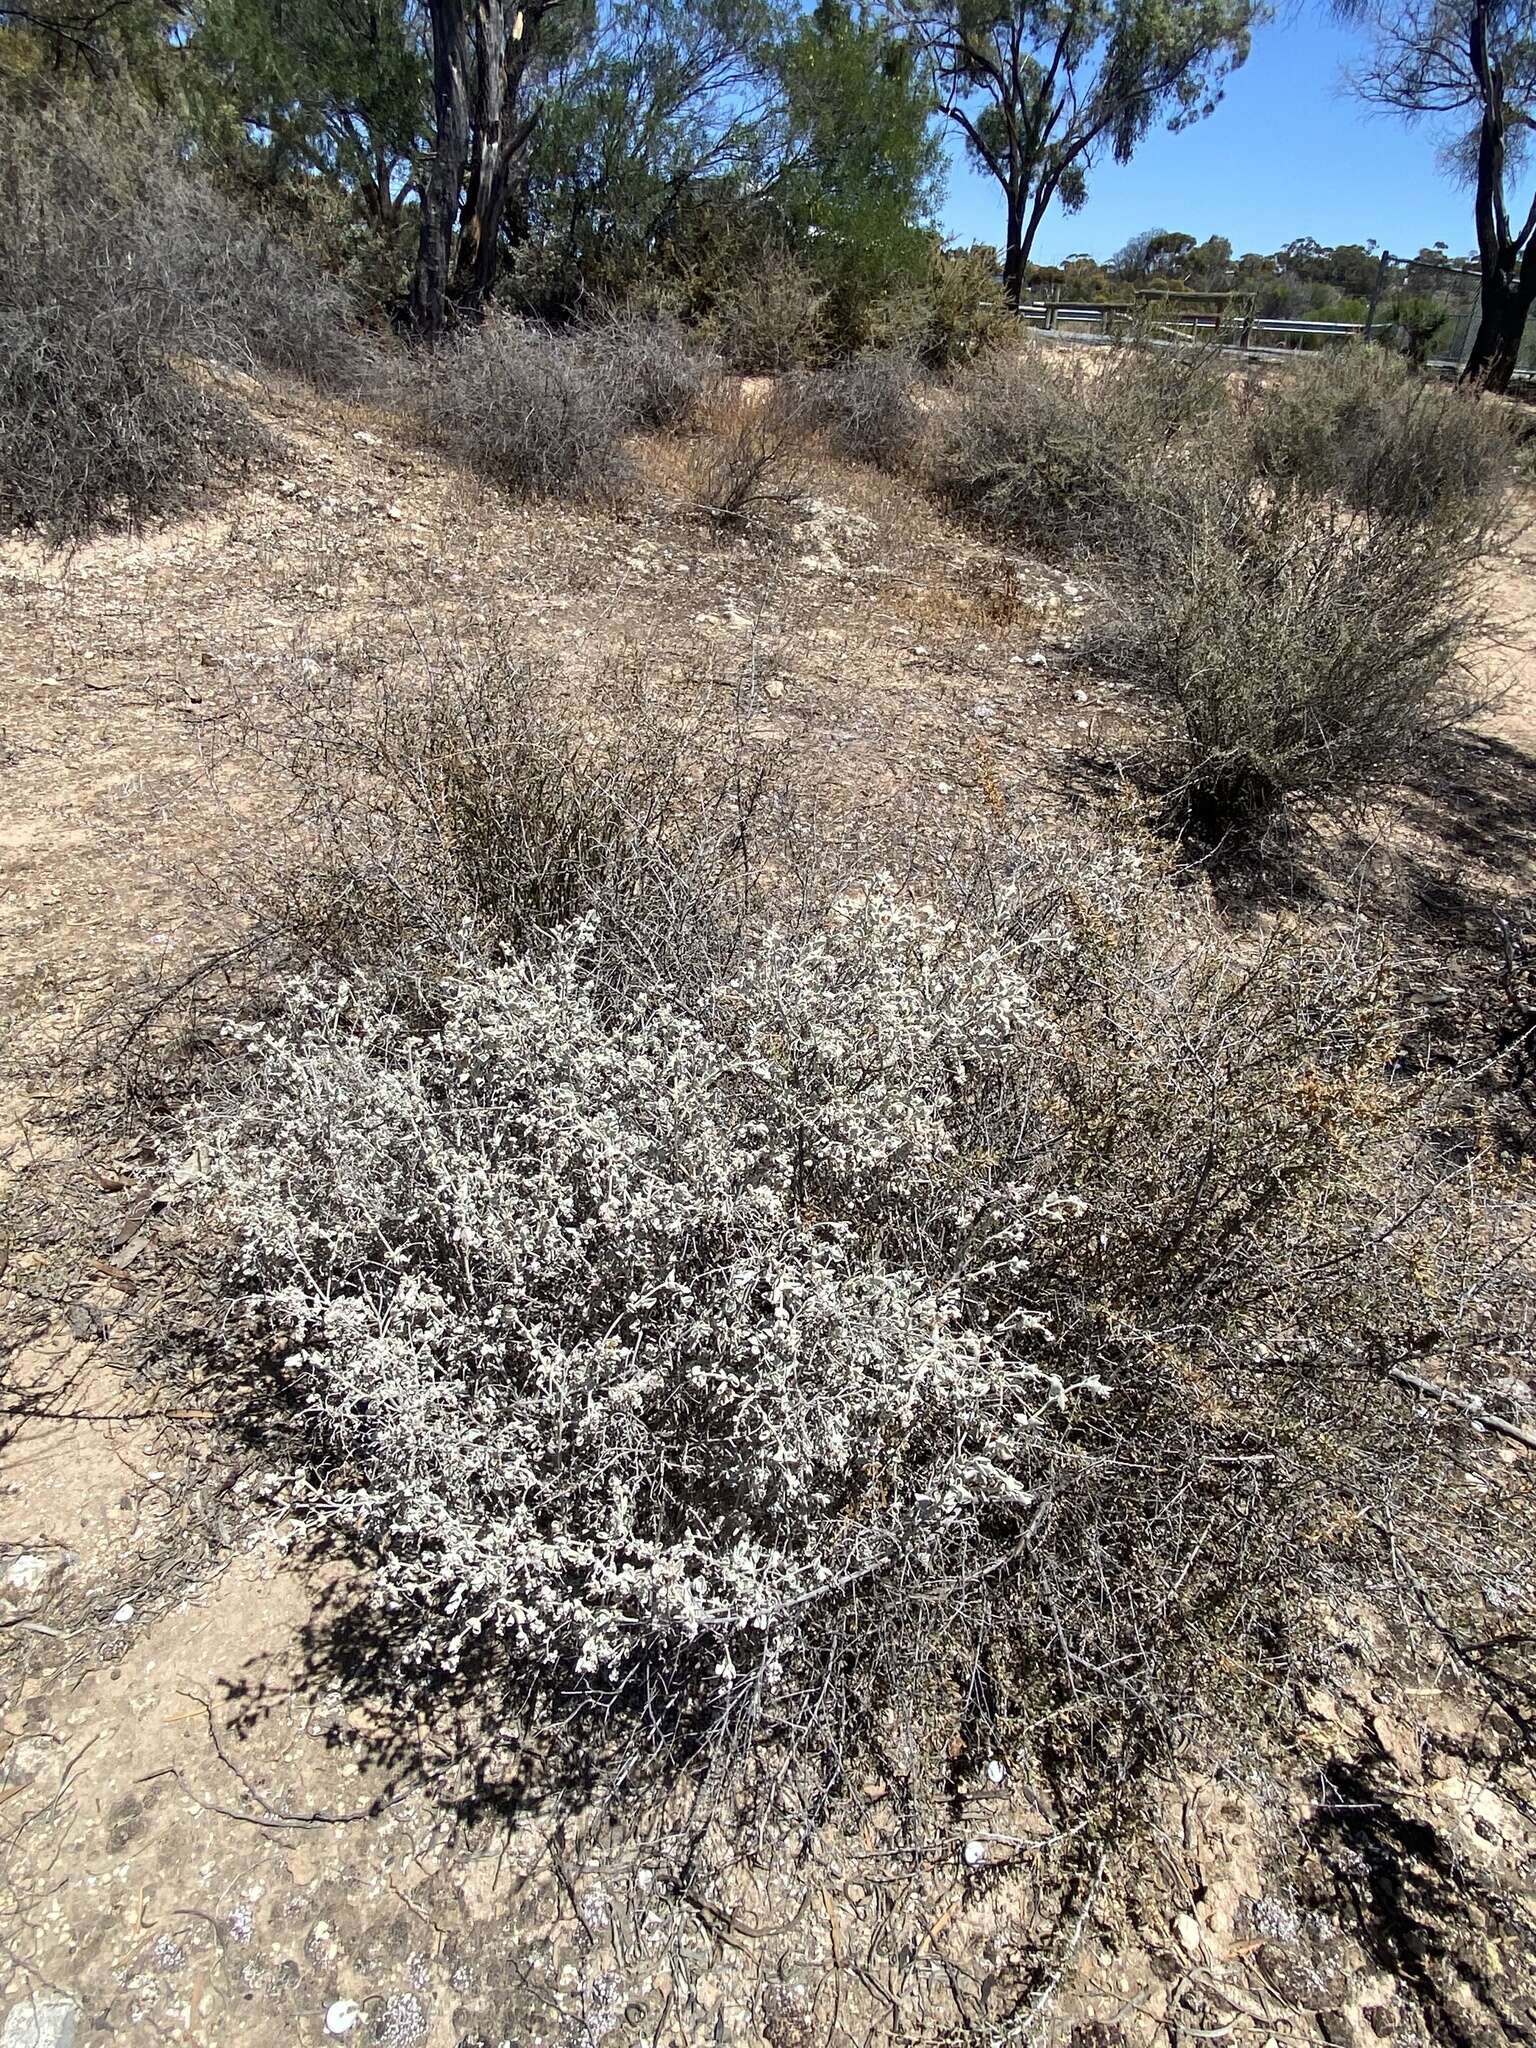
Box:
[0, 101, 360, 539]
[687, 377, 814, 524]
[702, 250, 826, 373]
[1248, 345, 1524, 530]
[582, 312, 712, 431]
[804, 349, 927, 472]
[406, 314, 633, 501]
[931, 339, 1226, 558]
[178, 651, 1526, 1781]
[1102, 460, 1484, 834]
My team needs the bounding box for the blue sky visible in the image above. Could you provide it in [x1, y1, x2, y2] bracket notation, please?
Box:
[937, 9, 1475, 265]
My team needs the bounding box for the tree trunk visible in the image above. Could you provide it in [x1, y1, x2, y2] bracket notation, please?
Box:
[1015, 192, 1051, 301]
[1002, 191, 1024, 310]
[1460, 0, 1536, 394]
[452, 0, 510, 306]
[1463, 277, 1530, 392]
[411, 0, 473, 341]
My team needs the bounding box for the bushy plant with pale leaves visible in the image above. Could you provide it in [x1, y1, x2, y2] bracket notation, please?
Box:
[198, 885, 1101, 1689]
[190, 757, 1514, 1758]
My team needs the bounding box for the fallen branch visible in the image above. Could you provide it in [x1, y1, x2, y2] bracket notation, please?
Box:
[1387, 1366, 1536, 1453]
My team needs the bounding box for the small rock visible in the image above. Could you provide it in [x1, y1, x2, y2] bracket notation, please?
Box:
[765, 679, 784, 699]
[5, 1553, 67, 1596]
[985, 1759, 1007, 1784]
[277, 478, 299, 498]
[1027, 651, 1048, 668]
[1175, 1911, 1205, 1956]
[351, 430, 379, 447]
[111, 1601, 135, 1624]
[1, 1995, 81, 2048]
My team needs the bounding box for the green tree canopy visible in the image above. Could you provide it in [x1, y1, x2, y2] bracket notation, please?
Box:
[895, 0, 1263, 305]
[772, 0, 943, 318]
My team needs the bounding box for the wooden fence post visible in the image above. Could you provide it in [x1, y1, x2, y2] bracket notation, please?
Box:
[1363, 250, 1391, 342]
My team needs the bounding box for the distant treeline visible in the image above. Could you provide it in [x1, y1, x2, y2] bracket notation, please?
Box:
[1016, 231, 1477, 325]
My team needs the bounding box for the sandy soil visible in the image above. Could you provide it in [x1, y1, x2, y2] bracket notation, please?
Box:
[1, 385, 1533, 2047]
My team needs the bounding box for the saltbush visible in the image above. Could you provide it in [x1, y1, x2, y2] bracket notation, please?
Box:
[932, 339, 1226, 557]
[187, 657, 1516, 1761]
[1104, 461, 1480, 832]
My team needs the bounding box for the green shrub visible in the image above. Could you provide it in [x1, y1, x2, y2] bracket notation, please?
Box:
[877, 244, 1013, 373]
[702, 250, 826, 373]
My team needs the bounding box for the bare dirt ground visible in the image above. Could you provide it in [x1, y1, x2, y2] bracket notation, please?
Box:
[1, 386, 1533, 2047]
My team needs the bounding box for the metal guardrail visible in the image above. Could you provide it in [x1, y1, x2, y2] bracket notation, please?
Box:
[1017, 303, 1368, 347]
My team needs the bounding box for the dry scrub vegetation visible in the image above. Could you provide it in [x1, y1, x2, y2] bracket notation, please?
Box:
[189, 652, 1527, 1796]
[4, 107, 1536, 2048]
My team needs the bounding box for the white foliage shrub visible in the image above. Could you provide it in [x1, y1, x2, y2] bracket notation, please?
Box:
[200, 884, 1106, 1686]
[189, 657, 1524, 1757]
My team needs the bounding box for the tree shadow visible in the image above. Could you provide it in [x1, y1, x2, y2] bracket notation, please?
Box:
[1312, 1755, 1536, 2048]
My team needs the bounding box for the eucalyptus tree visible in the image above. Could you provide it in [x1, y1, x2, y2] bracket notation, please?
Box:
[185, 0, 429, 231]
[1345, 0, 1536, 389]
[520, 0, 783, 308]
[895, 0, 1262, 307]
[409, 0, 577, 337]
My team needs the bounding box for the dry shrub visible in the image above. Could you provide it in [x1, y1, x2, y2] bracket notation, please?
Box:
[407, 314, 632, 501]
[804, 349, 927, 472]
[255, 650, 766, 981]
[0, 102, 363, 539]
[1104, 462, 1482, 834]
[932, 339, 1226, 558]
[179, 649, 1526, 1779]
[703, 250, 826, 372]
[581, 312, 712, 431]
[686, 377, 814, 523]
[1249, 345, 1524, 528]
